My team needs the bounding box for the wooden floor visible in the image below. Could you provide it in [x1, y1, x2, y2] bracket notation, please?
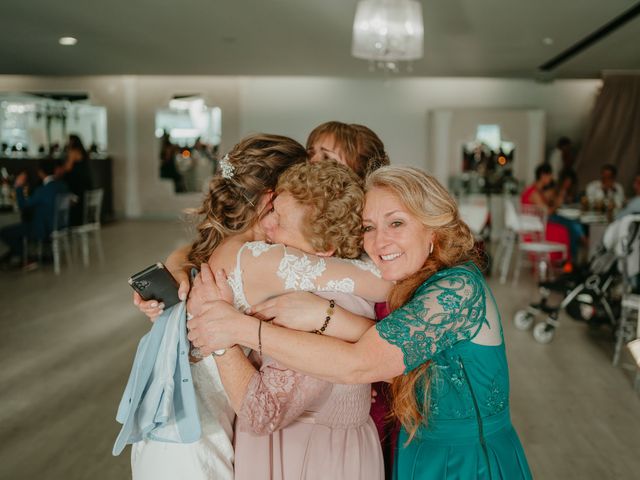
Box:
[0, 220, 638, 480]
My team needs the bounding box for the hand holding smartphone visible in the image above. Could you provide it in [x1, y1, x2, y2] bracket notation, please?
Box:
[129, 262, 181, 309]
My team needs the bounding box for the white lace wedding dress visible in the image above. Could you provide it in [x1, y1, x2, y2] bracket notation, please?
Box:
[130, 241, 384, 480]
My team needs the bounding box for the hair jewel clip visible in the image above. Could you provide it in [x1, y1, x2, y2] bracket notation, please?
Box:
[220, 154, 235, 179]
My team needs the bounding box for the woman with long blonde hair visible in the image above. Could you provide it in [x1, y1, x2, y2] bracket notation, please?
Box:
[188, 166, 532, 479]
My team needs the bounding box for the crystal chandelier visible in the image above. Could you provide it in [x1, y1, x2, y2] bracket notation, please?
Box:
[351, 0, 424, 73]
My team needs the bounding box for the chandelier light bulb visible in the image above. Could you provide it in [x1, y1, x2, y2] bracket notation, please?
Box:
[59, 37, 78, 46]
[351, 0, 424, 73]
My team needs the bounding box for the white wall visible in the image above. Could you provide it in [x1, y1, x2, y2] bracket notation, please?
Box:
[239, 77, 599, 171]
[0, 75, 600, 218]
[428, 108, 546, 185]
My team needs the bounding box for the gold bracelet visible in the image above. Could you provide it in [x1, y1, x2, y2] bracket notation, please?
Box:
[314, 299, 335, 335]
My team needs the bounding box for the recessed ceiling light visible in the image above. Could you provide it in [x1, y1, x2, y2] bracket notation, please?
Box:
[542, 37, 554, 46]
[59, 37, 78, 46]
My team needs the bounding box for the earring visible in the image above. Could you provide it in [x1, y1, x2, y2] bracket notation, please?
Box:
[429, 243, 434, 254]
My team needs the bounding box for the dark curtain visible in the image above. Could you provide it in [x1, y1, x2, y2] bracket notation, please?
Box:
[576, 75, 640, 194]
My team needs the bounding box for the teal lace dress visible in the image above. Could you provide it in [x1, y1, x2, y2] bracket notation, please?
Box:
[376, 263, 532, 480]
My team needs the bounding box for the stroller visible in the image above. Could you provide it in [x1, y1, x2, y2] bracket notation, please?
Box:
[512, 214, 640, 344]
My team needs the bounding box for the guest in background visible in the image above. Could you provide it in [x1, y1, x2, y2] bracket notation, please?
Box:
[586, 164, 625, 211]
[548, 136, 574, 179]
[49, 142, 61, 157]
[189, 137, 216, 192]
[0, 158, 68, 268]
[63, 134, 93, 226]
[159, 132, 185, 193]
[616, 174, 640, 220]
[557, 168, 580, 205]
[522, 163, 585, 262]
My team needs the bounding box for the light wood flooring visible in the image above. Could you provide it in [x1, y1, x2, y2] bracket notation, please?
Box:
[0, 220, 638, 480]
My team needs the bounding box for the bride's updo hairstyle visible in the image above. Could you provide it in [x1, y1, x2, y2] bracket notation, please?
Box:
[364, 166, 479, 442]
[188, 134, 306, 266]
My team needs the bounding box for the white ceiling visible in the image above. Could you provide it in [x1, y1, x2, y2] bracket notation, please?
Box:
[1, 0, 639, 78]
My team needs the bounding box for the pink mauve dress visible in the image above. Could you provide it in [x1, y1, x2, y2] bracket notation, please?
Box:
[233, 291, 384, 480]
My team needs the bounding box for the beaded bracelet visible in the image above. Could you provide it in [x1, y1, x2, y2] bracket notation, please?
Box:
[258, 319, 263, 356]
[315, 299, 335, 335]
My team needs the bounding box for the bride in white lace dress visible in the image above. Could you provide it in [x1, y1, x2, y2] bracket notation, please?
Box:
[130, 135, 389, 479]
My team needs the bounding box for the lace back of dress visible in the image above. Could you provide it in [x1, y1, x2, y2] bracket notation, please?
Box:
[226, 243, 252, 311]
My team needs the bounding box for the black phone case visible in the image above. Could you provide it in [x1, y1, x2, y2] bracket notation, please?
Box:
[128, 262, 181, 308]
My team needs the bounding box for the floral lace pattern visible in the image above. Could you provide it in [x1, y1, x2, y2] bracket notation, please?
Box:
[319, 278, 355, 293]
[237, 359, 329, 435]
[226, 271, 250, 311]
[347, 257, 382, 278]
[246, 241, 276, 258]
[376, 266, 487, 372]
[377, 264, 511, 422]
[277, 251, 327, 290]
[484, 375, 507, 415]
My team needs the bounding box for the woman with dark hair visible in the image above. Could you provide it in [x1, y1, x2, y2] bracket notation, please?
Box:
[306, 121, 389, 179]
[63, 134, 93, 226]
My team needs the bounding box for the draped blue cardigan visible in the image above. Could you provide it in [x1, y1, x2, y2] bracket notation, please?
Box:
[113, 302, 201, 456]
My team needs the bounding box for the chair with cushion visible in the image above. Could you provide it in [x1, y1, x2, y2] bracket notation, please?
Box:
[493, 197, 567, 284]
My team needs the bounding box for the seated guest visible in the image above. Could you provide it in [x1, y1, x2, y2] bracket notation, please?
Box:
[63, 134, 93, 226]
[557, 168, 579, 205]
[616, 174, 640, 220]
[0, 158, 68, 267]
[522, 163, 585, 262]
[586, 164, 625, 210]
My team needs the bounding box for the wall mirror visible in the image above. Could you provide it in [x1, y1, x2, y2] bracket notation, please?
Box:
[155, 95, 221, 193]
[0, 92, 107, 157]
[456, 124, 516, 195]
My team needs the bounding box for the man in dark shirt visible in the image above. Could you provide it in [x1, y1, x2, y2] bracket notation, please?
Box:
[0, 158, 68, 267]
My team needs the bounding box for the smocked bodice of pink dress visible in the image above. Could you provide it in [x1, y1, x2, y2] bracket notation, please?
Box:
[233, 291, 384, 480]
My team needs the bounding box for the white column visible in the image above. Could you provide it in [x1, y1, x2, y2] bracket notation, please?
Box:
[123, 76, 141, 218]
[428, 110, 453, 185]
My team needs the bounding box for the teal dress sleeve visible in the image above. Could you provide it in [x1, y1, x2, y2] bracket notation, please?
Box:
[375, 267, 487, 373]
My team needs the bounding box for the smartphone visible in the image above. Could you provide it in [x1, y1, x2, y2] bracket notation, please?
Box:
[128, 262, 181, 308]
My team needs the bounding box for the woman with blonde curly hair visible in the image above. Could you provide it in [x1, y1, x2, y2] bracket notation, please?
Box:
[188, 166, 532, 480]
[194, 159, 388, 480]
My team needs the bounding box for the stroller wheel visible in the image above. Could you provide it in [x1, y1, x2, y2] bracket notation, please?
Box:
[533, 322, 555, 344]
[513, 310, 534, 331]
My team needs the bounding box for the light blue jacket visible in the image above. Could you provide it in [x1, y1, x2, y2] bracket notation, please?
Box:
[112, 301, 201, 456]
